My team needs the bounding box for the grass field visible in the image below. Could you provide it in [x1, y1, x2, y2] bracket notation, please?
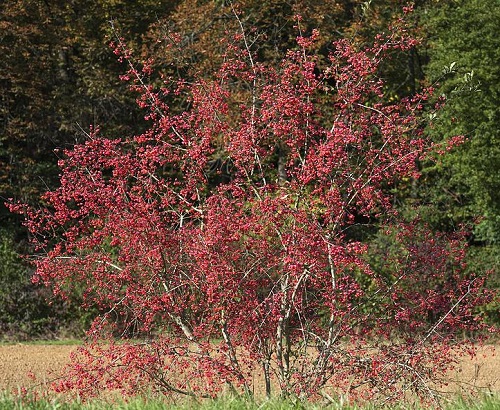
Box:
[1, 393, 500, 410]
[0, 343, 498, 409]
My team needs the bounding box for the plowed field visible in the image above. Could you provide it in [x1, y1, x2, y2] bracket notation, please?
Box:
[0, 344, 76, 392]
[0, 343, 498, 394]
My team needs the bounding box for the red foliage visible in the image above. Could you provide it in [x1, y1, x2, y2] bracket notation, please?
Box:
[9, 12, 496, 405]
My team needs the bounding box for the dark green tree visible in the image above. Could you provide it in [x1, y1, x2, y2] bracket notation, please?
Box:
[421, 0, 500, 244]
[0, 0, 179, 339]
[409, 0, 500, 323]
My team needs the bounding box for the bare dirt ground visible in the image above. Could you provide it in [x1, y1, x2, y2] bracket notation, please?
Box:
[0, 343, 498, 395]
[0, 344, 76, 392]
[447, 345, 499, 393]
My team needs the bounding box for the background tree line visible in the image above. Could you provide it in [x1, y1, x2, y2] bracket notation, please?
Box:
[0, 0, 498, 340]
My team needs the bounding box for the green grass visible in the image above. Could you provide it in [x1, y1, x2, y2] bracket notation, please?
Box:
[446, 394, 500, 410]
[1, 394, 499, 410]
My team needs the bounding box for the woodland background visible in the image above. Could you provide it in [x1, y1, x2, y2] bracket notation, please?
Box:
[0, 0, 498, 340]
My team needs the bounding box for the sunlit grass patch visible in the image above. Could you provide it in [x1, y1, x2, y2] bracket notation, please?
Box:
[1, 392, 500, 410]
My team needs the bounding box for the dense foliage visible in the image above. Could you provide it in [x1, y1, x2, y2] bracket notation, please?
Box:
[414, 0, 500, 322]
[9, 5, 497, 405]
[0, 0, 178, 338]
[421, 0, 500, 244]
[2, 0, 498, 341]
[1, 0, 499, 405]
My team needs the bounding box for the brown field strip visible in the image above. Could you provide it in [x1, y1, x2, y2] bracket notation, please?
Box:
[0, 344, 76, 392]
[0, 343, 498, 395]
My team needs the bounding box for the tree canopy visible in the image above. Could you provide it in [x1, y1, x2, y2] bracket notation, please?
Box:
[9, 4, 496, 404]
[1, 0, 498, 380]
[421, 0, 500, 244]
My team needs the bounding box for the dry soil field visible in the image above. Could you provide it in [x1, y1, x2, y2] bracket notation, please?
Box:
[0, 343, 499, 395]
[0, 344, 76, 392]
